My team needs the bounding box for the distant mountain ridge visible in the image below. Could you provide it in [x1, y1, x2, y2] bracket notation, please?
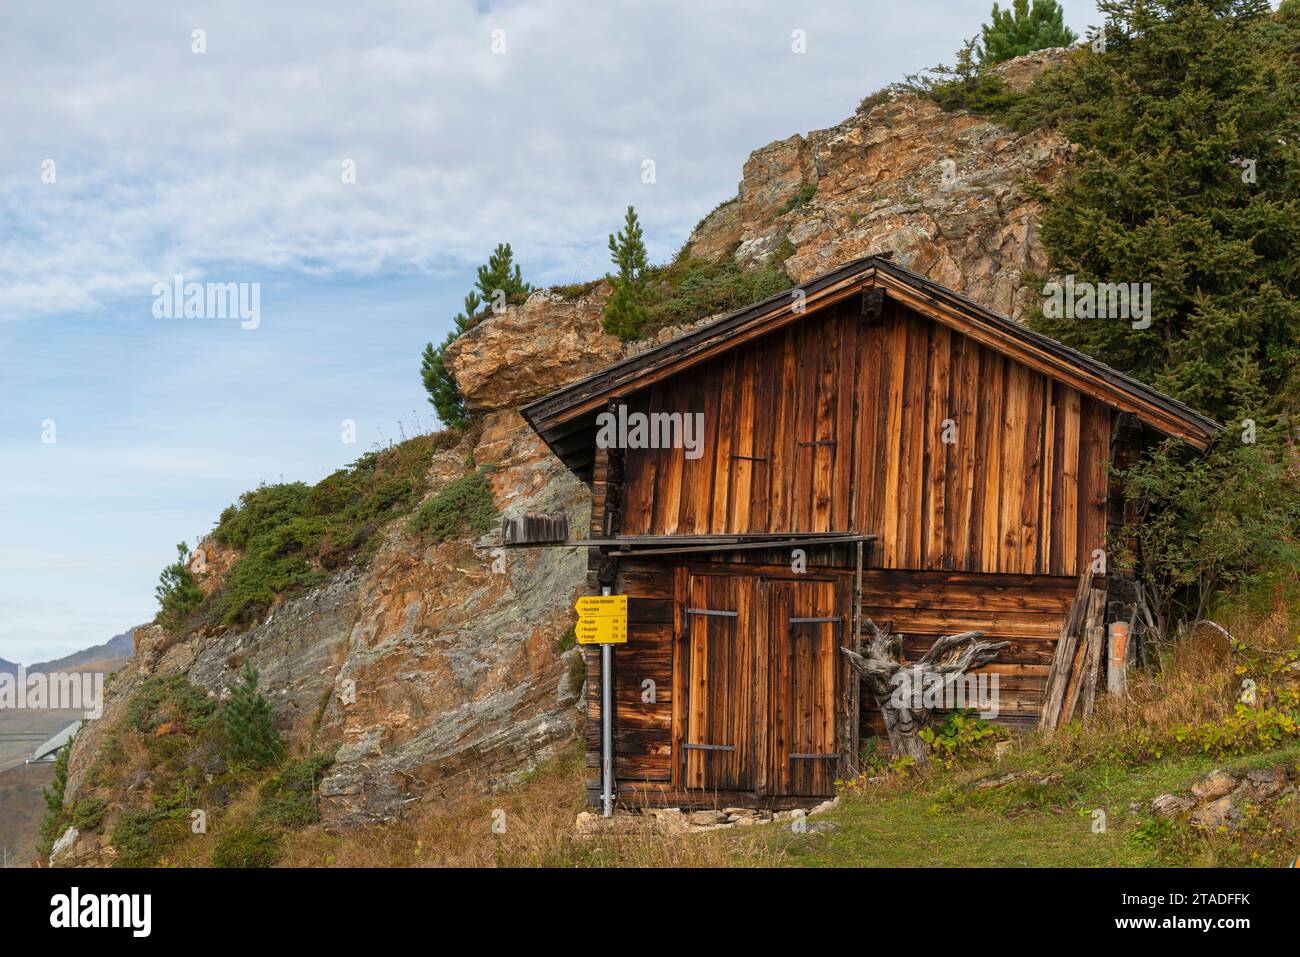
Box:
[0, 627, 138, 675]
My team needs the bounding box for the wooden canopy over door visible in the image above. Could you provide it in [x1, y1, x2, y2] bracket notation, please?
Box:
[676, 569, 844, 799]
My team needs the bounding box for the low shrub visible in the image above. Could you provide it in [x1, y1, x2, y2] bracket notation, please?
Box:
[781, 182, 817, 213]
[641, 255, 792, 334]
[111, 807, 190, 867]
[158, 431, 453, 632]
[211, 822, 283, 868]
[408, 468, 498, 542]
[69, 797, 107, 832]
[124, 674, 215, 736]
[257, 751, 335, 828]
[919, 709, 1006, 767]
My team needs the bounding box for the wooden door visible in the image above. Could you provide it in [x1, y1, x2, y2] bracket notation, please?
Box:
[768, 578, 839, 797]
[680, 574, 758, 791]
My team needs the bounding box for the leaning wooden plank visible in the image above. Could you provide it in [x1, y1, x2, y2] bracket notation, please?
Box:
[1077, 588, 1108, 722]
[1059, 615, 1092, 725]
[1038, 569, 1092, 735]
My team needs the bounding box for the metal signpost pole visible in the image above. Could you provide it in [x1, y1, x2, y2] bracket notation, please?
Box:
[600, 585, 614, 818]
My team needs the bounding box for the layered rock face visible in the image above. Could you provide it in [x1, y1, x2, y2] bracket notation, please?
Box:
[64, 416, 591, 832]
[444, 285, 621, 412]
[62, 50, 1073, 846]
[687, 48, 1071, 317]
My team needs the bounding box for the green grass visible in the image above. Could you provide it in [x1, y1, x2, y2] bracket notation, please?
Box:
[755, 740, 1300, 868]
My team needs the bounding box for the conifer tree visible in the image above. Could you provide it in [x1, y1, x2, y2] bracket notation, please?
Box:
[222, 661, 283, 768]
[978, 0, 1077, 66]
[35, 738, 79, 856]
[1024, 0, 1300, 423]
[1019, 0, 1300, 625]
[603, 205, 650, 340]
[421, 244, 531, 429]
[155, 542, 205, 630]
[474, 242, 531, 311]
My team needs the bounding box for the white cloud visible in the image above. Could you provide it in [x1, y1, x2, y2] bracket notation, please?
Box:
[0, 0, 1101, 320]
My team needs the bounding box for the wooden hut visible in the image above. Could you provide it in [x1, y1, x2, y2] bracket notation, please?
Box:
[521, 255, 1217, 809]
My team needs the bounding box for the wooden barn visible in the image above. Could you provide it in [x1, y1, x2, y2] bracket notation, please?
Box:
[520, 254, 1218, 810]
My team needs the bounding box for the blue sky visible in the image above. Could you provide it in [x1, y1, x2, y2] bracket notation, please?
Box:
[0, 0, 1103, 663]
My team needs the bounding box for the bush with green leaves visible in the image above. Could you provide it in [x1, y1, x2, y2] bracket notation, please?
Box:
[781, 182, 817, 213]
[124, 673, 215, 735]
[890, 37, 1022, 116]
[644, 253, 792, 332]
[211, 822, 283, 868]
[162, 433, 449, 631]
[408, 468, 498, 542]
[977, 0, 1076, 66]
[919, 709, 1006, 767]
[111, 807, 190, 867]
[221, 661, 283, 769]
[1116, 430, 1300, 635]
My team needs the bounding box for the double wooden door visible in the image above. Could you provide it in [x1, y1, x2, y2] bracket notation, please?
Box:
[676, 571, 843, 797]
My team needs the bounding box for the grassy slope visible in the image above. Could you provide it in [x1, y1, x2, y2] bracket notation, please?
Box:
[774, 743, 1300, 868]
[268, 735, 1300, 868]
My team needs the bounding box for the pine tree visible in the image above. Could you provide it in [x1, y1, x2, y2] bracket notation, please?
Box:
[1023, 0, 1300, 424]
[603, 206, 651, 340]
[37, 741, 71, 854]
[474, 242, 531, 311]
[421, 246, 530, 429]
[1018, 0, 1300, 624]
[155, 542, 205, 630]
[978, 0, 1077, 66]
[421, 291, 481, 430]
[221, 661, 283, 768]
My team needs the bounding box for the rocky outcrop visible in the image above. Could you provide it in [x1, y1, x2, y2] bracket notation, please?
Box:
[444, 286, 621, 412]
[444, 52, 1074, 416]
[686, 48, 1072, 318]
[1150, 764, 1298, 832]
[316, 413, 589, 822]
[65, 413, 591, 830]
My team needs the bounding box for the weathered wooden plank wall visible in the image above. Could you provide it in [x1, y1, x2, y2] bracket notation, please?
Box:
[616, 299, 1112, 577]
[857, 569, 1078, 736]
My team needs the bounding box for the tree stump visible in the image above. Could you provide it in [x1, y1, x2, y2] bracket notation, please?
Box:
[842, 618, 1009, 765]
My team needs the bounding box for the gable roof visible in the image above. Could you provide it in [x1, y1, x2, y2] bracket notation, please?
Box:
[522, 255, 1219, 476]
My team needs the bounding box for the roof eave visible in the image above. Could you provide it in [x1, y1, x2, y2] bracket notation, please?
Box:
[523, 255, 1220, 471]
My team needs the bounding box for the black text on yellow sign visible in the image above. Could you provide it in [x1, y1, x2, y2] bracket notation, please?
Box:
[574, 595, 628, 645]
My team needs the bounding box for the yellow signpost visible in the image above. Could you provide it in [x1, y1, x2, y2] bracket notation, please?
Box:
[575, 594, 628, 645]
